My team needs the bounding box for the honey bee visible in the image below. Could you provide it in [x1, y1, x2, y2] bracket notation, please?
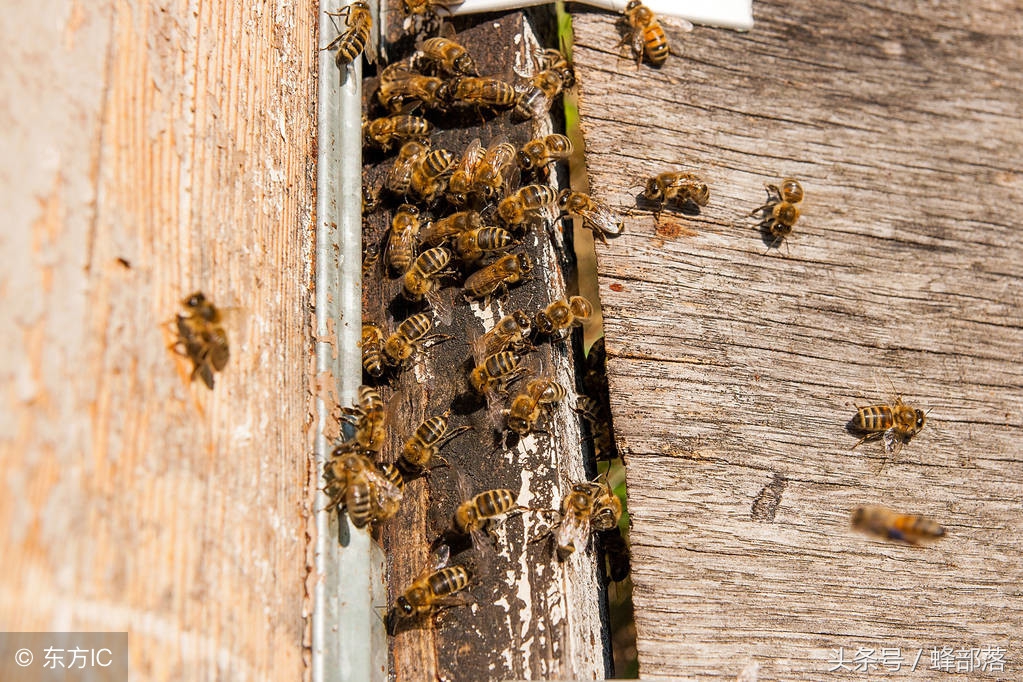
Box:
[463, 252, 532, 302]
[537, 48, 576, 88]
[382, 312, 440, 369]
[324, 2, 373, 69]
[442, 76, 517, 110]
[403, 246, 453, 301]
[399, 411, 472, 473]
[172, 291, 230, 389]
[446, 138, 484, 206]
[400, 0, 464, 23]
[851, 505, 946, 545]
[469, 350, 524, 395]
[851, 393, 927, 459]
[377, 62, 445, 113]
[419, 210, 482, 247]
[642, 171, 710, 213]
[387, 141, 430, 196]
[472, 139, 518, 200]
[621, 1, 671, 66]
[505, 377, 567, 437]
[385, 204, 421, 275]
[410, 148, 456, 204]
[324, 447, 403, 528]
[555, 479, 623, 560]
[474, 310, 533, 358]
[558, 189, 625, 244]
[340, 385, 388, 454]
[454, 488, 521, 532]
[363, 114, 433, 151]
[574, 395, 614, 460]
[386, 560, 472, 635]
[362, 183, 381, 215]
[513, 68, 566, 121]
[360, 323, 387, 378]
[496, 184, 559, 229]
[517, 134, 574, 172]
[454, 227, 517, 262]
[598, 526, 631, 583]
[419, 36, 478, 76]
[534, 295, 593, 338]
[751, 178, 803, 248]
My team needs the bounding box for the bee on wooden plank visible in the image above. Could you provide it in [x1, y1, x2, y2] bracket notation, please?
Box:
[558, 189, 625, 244]
[385, 204, 421, 275]
[533, 295, 593, 339]
[386, 547, 473, 635]
[339, 385, 388, 455]
[418, 35, 478, 77]
[323, 446, 403, 528]
[363, 114, 432, 152]
[751, 178, 804, 250]
[620, 1, 691, 67]
[171, 291, 230, 389]
[473, 310, 533, 358]
[463, 252, 532, 304]
[641, 171, 710, 214]
[419, 210, 482, 247]
[504, 377, 567, 438]
[496, 184, 558, 231]
[850, 392, 927, 464]
[517, 134, 573, 173]
[399, 411, 471, 474]
[851, 505, 946, 545]
[377, 62, 446, 113]
[441, 76, 517, 111]
[555, 478, 623, 560]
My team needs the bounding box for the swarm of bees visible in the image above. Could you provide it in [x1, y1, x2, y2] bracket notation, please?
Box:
[321, 3, 633, 645]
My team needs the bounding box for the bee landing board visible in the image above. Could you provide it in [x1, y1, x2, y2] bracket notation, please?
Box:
[360, 10, 609, 681]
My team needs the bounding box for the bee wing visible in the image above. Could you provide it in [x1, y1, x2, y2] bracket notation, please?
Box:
[364, 464, 403, 518]
[425, 287, 454, 327]
[457, 138, 484, 180]
[554, 508, 591, 559]
[582, 198, 626, 236]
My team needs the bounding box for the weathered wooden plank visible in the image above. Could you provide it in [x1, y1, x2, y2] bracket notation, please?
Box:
[358, 10, 608, 681]
[0, 1, 317, 680]
[571, 0, 1023, 678]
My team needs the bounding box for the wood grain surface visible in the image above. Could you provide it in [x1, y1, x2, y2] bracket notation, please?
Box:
[570, 0, 1023, 679]
[360, 9, 609, 682]
[1, 1, 318, 680]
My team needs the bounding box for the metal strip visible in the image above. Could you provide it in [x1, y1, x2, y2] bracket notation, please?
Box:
[313, 2, 386, 681]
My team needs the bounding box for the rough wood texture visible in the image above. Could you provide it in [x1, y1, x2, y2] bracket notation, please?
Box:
[0, 2, 317, 680]
[571, 1, 1023, 679]
[360, 10, 608, 681]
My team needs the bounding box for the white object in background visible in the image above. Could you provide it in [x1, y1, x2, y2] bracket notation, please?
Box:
[446, 0, 754, 30]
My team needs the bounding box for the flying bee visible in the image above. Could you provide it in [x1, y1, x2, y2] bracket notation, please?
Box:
[558, 189, 625, 244]
[442, 76, 517, 110]
[399, 411, 472, 473]
[463, 252, 532, 303]
[386, 559, 472, 635]
[172, 291, 230, 389]
[403, 246, 453, 301]
[851, 393, 927, 461]
[360, 323, 387, 379]
[469, 350, 524, 396]
[555, 479, 623, 560]
[377, 62, 446, 113]
[446, 138, 484, 206]
[454, 227, 517, 263]
[513, 68, 566, 121]
[517, 134, 574, 173]
[340, 385, 388, 454]
[472, 139, 518, 200]
[387, 141, 430, 196]
[534, 295, 593, 338]
[474, 310, 533, 358]
[363, 114, 433, 151]
[385, 204, 421, 275]
[324, 447, 403, 528]
[419, 36, 478, 76]
[419, 210, 481, 247]
[751, 178, 803, 249]
[324, 2, 373, 69]
[537, 48, 576, 88]
[642, 171, 710, 213]
[621, 0, 685, 67]
[410, 148, 456, 204]
[496, 184, 559, 229]
[505, 377, 567, 437]
[851, 505, 946, 545]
